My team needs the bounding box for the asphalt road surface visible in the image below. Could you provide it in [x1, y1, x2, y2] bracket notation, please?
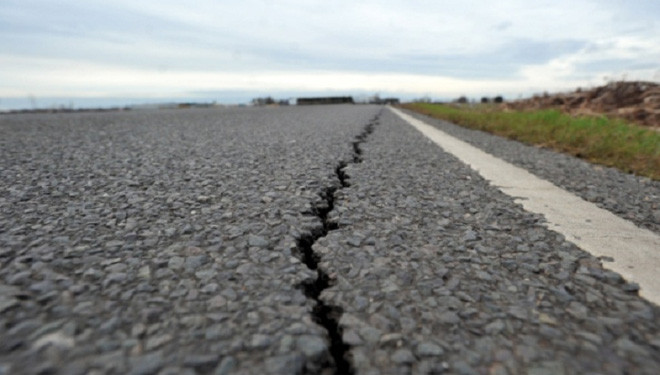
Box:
[1, 105, 658, 375]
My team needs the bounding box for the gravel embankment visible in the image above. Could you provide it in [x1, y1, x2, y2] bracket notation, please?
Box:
[0, 105, 380, 375]
[402, 109, 660, 234]
[319, 109, 660, 374]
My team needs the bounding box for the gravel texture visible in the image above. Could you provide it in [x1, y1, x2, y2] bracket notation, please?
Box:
[1, 105, 659, 375]
[402, 109, 660, 234]
[0, 105, 380, 375]
[318, 109, 660, 374]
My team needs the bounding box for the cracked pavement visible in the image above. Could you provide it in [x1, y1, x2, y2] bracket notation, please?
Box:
[1, 105, 659, 374]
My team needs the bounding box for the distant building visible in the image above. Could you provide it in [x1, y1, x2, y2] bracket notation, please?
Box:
[367, 96, 400, 105]
[297, 96, 354, 105]
[251, 97, 276, 106]
[379, 98, 400, 105]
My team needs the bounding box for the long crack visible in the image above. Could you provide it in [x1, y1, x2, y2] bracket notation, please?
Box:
[295, 112, 381, 375]
[351, 120, 376, 164]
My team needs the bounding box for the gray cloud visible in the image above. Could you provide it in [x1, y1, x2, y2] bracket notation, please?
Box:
[1, 0, 658, 107]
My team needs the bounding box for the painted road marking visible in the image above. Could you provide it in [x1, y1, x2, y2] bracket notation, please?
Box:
[390, 107, 660, 306]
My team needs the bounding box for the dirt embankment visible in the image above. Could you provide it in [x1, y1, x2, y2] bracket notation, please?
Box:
[502, 81, 660, 129]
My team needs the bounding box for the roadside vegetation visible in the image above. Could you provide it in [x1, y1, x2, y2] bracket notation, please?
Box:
[402, 103, 660, 180]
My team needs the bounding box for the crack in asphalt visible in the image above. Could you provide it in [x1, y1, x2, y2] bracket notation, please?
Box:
[351, 120, 376, 164]
[295, 111, 381, 375]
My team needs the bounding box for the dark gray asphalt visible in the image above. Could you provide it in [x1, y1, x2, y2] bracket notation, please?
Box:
[321, 109, 660, 374]
[0, 106, 658, 375]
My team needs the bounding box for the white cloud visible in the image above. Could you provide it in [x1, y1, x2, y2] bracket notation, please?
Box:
[1, 54, 624, 100]
[519, 35, 660, 86]
[1, 0, 659, 105]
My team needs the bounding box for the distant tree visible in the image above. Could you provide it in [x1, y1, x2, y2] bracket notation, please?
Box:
[251, 96, 275, 106]
[369, 94, 382, 104]
[481, 97, 490, 103]
[456, 96, 468, 104]
[493, 96, 504, 103]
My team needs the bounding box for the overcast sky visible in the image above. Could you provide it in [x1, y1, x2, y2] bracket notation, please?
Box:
[1, 0, 659, 108]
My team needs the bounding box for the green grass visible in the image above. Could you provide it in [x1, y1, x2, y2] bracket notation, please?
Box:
[402, 103, 660, 180]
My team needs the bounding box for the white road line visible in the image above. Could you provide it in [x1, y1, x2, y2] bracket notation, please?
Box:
[390, 107, 660, 306]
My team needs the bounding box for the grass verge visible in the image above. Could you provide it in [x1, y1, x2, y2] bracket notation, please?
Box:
[402, 103, 660, 180]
